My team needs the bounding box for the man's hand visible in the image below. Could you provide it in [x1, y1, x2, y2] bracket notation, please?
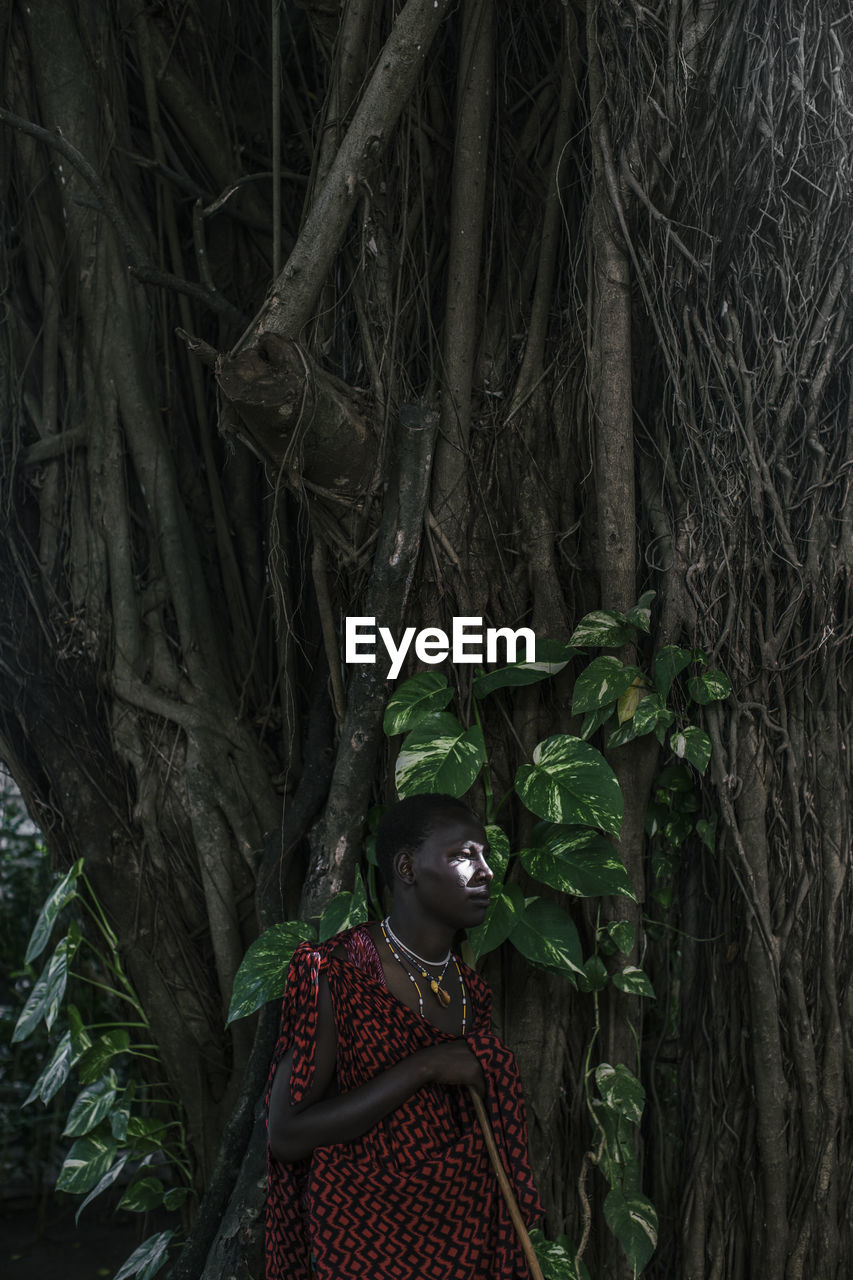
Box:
[420, 1040, 486, 1098]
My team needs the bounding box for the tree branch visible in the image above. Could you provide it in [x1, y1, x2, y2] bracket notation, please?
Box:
[431, 0, 494, 565]
[244, 0, 455, 343]
[299, 404, 438, 920]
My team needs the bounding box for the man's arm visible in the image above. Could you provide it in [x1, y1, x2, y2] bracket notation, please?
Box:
[268, 970, 484, 1163]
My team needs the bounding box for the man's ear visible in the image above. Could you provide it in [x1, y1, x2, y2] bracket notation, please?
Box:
[395, 849, 416, 885]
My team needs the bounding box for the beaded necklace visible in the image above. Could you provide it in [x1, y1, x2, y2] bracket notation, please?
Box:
[383, 917, 451, 968]
[380, 919, 467, 1034]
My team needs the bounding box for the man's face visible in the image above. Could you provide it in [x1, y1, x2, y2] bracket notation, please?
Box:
[405, 810, 494, 929]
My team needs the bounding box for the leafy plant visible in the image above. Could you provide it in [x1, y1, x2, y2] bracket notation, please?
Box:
[590, 1063, 658, 1273]
[0, 780, 56, 1192]
[12, 859, 192, 1279]
[375, 595, 725, 1274]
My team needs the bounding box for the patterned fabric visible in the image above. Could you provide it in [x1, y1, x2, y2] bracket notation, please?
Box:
[265, 924, 542, 1280]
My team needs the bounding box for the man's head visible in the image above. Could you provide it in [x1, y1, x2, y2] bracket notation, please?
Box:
[375, 793, 492, 930]
[375, 793, 479, 893]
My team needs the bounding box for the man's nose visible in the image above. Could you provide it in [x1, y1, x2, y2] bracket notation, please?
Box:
[475, 853, 493, 882]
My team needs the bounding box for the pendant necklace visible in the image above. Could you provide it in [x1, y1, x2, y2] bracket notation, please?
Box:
[376, 921, 458, 1008]
[381, 917, 451, 1006]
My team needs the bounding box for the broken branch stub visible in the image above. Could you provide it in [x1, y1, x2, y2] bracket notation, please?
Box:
[215, 335, 375, 498]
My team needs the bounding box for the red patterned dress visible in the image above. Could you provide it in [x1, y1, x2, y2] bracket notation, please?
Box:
[265, 924, 542, 1280]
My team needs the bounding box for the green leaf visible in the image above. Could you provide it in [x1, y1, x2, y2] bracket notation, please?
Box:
[569, 610, 637, 648]
[599, 919, 635, 956]
[670, 726, 711, 774]
[510, 899, 583, 979]
[578, 955, 609, 993]
[64, 1074, 120, 1138]
[655, 763, 694, 793]
[484, 825, 510, 887]
[111, 1107, 131, 1143]
[162, 1187, 190, 1211]
[13, 932, 79, 1042]
[76, 1030, 131, 1085]
[74, 1152, 130, 1224]
[383, 672, 454, 736]
[515, 736, 623, 836]
[68, 1004, 93, 1061]
[624, 591, 655, 634]
[595, 1062, 645, 1125]
[529, 1228, 591, 1280]
[590, 1097, 634, 1182]
[603, 1188, 658, 1272]
[695, 815, 717, 852]
[25, 858, 84, 965]
[319, 870, 368, 943]
[119, 1177, 165, 1213]
[112, 1230, 175, 1280]
[24, 1029, 73, 1105]
[652, 883, 673, 909]
[662, 811, 692, 847]
[673, 786, 701, 812]
[126, 1116, 169, 1140]
[611, 965, 655, 998]
[652, 645, 693, 699]
[579, 705, 614, 741]
[651, 849, 677, 880]
[57, 1131, 120, 1195]
[226, 921, 316, 1024]
[572, 658, 641, 715]
[473, 639, 575, 699]
[687, 669, 732, 705]
[605, 720, 641, 750]
[395, 712, 485, 798]
[125, 1116, 171, 1158]
[519, 824, 635, 899]
[467, 884, 525, 961]
[632, 694, 674, 740]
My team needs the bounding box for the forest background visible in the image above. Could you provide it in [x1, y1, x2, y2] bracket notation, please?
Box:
[0, 1, 851, 1279]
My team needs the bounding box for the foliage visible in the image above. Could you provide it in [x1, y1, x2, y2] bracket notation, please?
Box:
[0, 780, 56, 1190]
[226, 921, 318, 1024]
[379, 603, 723, 1273]
[529, 1226, 592, 1280]
[12, 859, 191, 1278]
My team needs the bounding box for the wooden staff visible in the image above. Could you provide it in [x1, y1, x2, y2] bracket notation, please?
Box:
[469, 1087, 545, 1280]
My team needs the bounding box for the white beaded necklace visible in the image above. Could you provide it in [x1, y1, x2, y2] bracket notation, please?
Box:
[382, 917, 451, 967]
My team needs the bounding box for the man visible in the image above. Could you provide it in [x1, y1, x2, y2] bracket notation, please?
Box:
[266, 793, 542, 1279]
